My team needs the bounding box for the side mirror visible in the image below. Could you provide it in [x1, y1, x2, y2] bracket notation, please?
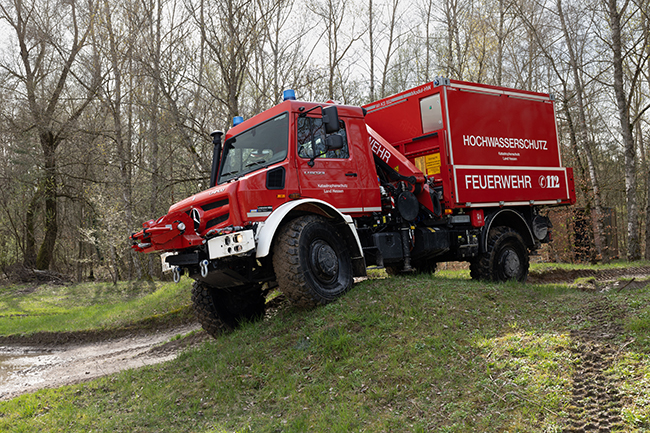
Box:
[322, 106, 340, 134]
[326, 134, 343, 151]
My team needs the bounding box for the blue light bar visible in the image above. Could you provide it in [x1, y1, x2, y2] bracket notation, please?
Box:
[283, 89, 296, 101]
[233, 116, 244, 126]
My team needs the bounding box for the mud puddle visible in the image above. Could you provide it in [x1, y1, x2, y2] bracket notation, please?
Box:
[0, 324, 204, 401]
[0, 349, 53, 386]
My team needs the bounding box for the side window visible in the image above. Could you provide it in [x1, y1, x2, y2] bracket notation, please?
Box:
[297, 116, 349, 159]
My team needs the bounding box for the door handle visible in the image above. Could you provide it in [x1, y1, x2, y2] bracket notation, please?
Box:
[345, 172, 358, 177]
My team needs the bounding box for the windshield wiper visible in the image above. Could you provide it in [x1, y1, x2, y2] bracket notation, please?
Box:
[221, 170, 239, 177]
[245, 160, 267, 168]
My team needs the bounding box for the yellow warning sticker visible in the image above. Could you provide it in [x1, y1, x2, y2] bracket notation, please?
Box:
[415, 153, 441, 175]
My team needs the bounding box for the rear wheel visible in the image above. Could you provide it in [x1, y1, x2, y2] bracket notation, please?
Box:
[273, 215, 353, 308]
[191, 281, 266, 339]
[470, 226, 529, 282]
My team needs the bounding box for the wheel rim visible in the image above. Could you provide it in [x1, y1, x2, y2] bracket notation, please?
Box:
[498, 247, 521, 279]
[309, 239, 339, 284]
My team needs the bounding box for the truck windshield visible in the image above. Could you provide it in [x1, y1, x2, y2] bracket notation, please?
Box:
[218, 112, 289, 184]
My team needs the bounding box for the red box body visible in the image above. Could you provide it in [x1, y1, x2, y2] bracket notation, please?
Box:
[363, 80, 576, 209]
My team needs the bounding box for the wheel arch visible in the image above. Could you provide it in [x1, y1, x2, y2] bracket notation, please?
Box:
[255, 199, 365, 274]
[482, 208, 535, 251]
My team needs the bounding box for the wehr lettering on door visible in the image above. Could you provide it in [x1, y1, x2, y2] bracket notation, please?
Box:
[370, 136, 391, 164]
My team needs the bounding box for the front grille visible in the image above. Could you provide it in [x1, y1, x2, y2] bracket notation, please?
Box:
[202, 198, 229, 212]
[206, 213, 229, 229]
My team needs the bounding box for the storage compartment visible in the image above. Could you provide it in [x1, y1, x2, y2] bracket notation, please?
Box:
[411, 227, 450, 258]
[372, 232, 403, 264]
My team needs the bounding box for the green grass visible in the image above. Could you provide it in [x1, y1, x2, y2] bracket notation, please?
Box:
[0, 278, 193, 336]
[1, 266, 650, 432]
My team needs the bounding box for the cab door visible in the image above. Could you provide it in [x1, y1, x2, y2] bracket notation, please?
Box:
[295, 115, 364, 213]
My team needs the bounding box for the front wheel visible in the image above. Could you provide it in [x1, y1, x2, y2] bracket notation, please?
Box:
[273, 215, 353, 308]
[470, 226, 529, 282]
[191, 281, 266, 339]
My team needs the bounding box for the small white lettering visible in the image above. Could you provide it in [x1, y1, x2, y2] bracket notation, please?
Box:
[318, 184, 348, 189]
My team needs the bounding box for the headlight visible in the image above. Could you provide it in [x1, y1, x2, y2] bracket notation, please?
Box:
[234, 233, 244, 243]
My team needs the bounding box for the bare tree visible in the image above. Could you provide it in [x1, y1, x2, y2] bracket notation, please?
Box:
[558, 0, 610, 262]
[604, 0, 648, 260]
[0, 0, 100, 270]
[192, 0, 260, 121]
[309, 0, 365, 99]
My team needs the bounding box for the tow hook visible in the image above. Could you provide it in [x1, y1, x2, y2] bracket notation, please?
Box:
[172, 267, 181, 283]
[200, 260, 209, 278]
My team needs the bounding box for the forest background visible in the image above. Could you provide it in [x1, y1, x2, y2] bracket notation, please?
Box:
[0, 0, 648, 282]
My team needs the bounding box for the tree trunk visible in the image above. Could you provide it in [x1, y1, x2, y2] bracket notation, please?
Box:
[24, 191, 39, 268]
[380, 0, 400, 98]
[35, 132, 58, 270]
[104, 0, 141, 279]
[645, 15, 650, 260]
[496, 0, 505, 86]
[607, 0, 639, 260]
[646, 162, 650, 259]
[558, 0, 609, 262]
[369, 0, 375, 101]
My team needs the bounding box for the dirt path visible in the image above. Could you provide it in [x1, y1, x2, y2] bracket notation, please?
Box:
[0, 324, 206, 401]
[528, 266, 650, 285]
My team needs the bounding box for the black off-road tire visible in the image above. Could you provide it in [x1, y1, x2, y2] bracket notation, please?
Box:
[470, 226, 529, 282]
[191, 281, 266, 339]
[273, 215, 353, 308]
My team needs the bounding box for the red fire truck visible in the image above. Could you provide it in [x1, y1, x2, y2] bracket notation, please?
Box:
[131, 78, 575, 337]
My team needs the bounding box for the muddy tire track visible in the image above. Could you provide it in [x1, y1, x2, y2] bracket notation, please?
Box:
[528, 267, 650, 285]
[564, 298, 627, 432]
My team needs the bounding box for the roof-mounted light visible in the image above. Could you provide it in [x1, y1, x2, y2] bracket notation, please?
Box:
[283, 89, 296, 101]
[233, 116, 244, 126]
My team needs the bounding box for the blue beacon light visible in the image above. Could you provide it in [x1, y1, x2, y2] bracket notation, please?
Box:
[233, 116, 244, 126]
[283, 89, 296, 101]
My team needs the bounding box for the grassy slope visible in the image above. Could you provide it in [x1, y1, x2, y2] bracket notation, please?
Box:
[0, 280, 193, 336]
[1, 267, 650, 432]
